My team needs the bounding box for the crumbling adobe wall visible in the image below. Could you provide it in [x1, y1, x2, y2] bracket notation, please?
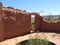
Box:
[35, 14, 43, 31]
[41, 20, 60, 32]
[1, 2, 60, 42]
[0, 3, 4, 41]
[2, 9, 31, 39]
[29, 12, 60, 32]
[2, 8, 43, 40]
[29, 12, 43, 31]
[35, 14, 60, 32]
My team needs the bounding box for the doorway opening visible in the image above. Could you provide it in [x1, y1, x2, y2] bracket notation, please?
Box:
[31, 15, 35, 31]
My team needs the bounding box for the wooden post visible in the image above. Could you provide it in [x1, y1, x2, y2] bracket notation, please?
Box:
[0, 3, 4, 41]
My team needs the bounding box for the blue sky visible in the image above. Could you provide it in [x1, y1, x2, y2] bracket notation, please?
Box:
[0, 0, 60, 16]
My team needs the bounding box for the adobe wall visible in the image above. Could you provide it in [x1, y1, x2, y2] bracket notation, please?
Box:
[0, 3, 60, 42]
[29, 12, 43, 31]
[35, 14, 60, 32]
[35, 14, 43, 31]
[41, 21, 60, 32]
[0, 3, 4, 41]
[2, 9, 31, 39]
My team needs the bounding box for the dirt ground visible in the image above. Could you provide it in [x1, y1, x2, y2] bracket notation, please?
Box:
[0, 32, 60, 45]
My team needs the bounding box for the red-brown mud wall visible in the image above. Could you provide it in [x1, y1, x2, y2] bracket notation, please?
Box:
[0, 3, 4, 41]
[2, 10, 31, 39]
[1, 3, 60, 42]
[41, 21, 60, 32]
[35, 13, 43, 31]
[29, 12, 43, 31]
[35, 15, 60, 32]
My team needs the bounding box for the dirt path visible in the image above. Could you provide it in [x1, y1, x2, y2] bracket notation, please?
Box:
[0, 32, 60, 45]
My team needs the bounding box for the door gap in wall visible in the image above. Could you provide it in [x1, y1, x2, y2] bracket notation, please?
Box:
[31, 15, 35, 31]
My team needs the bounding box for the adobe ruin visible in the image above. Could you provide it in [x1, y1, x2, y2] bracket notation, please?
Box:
[0, 3, 60, 41]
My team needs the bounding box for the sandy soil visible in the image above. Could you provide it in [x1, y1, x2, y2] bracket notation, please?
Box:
[0, 32, 60, 45]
